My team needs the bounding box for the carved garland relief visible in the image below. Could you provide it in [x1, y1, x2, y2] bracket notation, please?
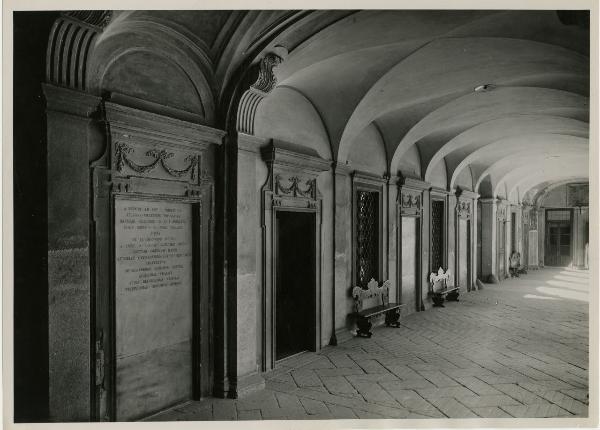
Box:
[274, 174, 316, 199]
[399, 191, 421, 216]
[457, 200, 471, 219]
[115, 142, 200, 180]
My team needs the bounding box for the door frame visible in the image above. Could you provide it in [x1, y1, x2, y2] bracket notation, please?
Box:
[274, 209, 318, 362]
[544, 208, 573, 266]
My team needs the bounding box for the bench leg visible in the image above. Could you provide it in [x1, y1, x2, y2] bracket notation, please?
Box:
[446, 290, 460, 302]
[432, 294, 445, 307]
[356, 316, 372, 338]
[385, 309, 401, 327]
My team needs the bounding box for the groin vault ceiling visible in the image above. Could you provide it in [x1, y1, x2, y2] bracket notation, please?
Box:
[74, 9, 588, 203]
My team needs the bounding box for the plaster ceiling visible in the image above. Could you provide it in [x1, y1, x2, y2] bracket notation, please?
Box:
[92, 9, 589, 199]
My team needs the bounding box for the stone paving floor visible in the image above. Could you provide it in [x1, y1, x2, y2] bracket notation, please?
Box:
[147, 267, 589, 421]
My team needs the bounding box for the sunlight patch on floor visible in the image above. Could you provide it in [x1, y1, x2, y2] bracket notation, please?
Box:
[523, 293, 561, 301]
[536, 286, 588, 302]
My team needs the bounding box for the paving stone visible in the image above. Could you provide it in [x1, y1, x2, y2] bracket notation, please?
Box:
[455, 394, 521, 408]
[355, 359, 389, 374]
[299, 398, 329, 415]
[427, 397, 479, 418]
[328, 354, 356, 368]
[493, 383, 550, 405]
[212, 400, 237, 420]
[452, 376, 503, 396]
[237, 409, 262, 420]
[417, 370, 462, 387]
[470, 406, 513, 418]
[325, 403, 357, 418]
[291, 369, 323, 387]
[500, 403, 572, 418]
[416, 386, 477, 399]
[534, 391, 588, 415]
[315, 367, 364, 377]
[560, 388, 589, 403]
[320, 376, 359, 396]
[380, 378, 435, 391]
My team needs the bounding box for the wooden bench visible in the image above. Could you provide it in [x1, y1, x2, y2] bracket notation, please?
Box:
[428, 268, 460, 307]
[352, 279, 405, 338]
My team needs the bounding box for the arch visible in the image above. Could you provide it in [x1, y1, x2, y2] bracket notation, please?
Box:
[254, 86, 332, 160]
[88, 18, 215, 123]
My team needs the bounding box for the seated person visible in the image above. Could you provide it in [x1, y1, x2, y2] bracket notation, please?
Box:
[509, 250, 521, 278]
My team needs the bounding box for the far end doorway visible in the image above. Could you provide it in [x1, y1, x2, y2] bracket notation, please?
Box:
[275, 210, 316, 361]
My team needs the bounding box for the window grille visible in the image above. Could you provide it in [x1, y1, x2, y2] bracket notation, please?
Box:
[356, 191, 379, 288]
[431, 200, 444, 271]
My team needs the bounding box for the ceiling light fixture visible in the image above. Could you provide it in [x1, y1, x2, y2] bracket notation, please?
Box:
[474, 84, 496, 92]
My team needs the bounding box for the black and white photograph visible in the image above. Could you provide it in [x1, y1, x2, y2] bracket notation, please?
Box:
[4, 2, 598, 427]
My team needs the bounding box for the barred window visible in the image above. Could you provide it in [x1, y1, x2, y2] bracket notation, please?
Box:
[356, 190, 379, 288]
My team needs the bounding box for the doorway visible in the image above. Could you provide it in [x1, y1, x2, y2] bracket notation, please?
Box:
[401, 216, 420, 312]
[545, 210, 572, 266]
[275, 211, 316, 361]
[431, 200, 445, 272]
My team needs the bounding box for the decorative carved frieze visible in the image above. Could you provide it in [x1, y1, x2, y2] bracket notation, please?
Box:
[105, 102, 223, 186]
[275, 175, 316, 199]
[397, 176, 429, 217]
[114, 142, 200, 180]
[261, 141, 329, 213]
[237, 53, 283, 134]
[457, 200, 471, 219]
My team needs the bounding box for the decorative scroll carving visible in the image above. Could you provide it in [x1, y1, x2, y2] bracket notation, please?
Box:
[457, 200, 471, 219]
[251, 53, 283, 93]
[275, 175, 316, 199]
[115, 142, 199, 180]
[237, 53, 283, 134]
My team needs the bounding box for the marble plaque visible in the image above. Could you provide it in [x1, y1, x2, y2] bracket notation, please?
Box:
[114, 199, 194, 420]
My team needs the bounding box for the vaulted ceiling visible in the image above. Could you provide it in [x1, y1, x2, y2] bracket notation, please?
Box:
[87, 9, 589, 203]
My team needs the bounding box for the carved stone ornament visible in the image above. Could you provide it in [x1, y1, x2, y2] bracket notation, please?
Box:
[115, 142, 199, 180]
[530, 212, 538, 230]
[457, 200, 471, 219]
[497, 205, 507, 221]
[401, 192, 421, 209]
[251, 53, 283, 94]
[275, 175, 316, 199]
[522, 209, 530, 226]
[237, 53, 283, 134]
[399, 190, 422, 216]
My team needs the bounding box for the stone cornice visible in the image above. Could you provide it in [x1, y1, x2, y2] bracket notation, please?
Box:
[397, 176, 431, 191]
[351, 170, 387, 185]
[42, 84, 101, 118]
[261, 141, 330, 174]
[237, 133, 268, 154]
[456, 188, 479, 200]
[104, 102, 225, 150]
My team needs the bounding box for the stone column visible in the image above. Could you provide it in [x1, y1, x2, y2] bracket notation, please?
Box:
[479, 198, 497, 283]
[387, 180, 398, 304]
[538, 208, 545, 267]
[334, 165, 353, 342]
[471, 196, 478, 290]
[447, 191, 457, 286]
[234, 133, 266, 395]
[421, 188, 431, 309]
[43, 84, 101, 421]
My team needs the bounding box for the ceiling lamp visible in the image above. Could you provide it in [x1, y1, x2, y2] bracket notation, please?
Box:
[474, 84, 496, 92]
